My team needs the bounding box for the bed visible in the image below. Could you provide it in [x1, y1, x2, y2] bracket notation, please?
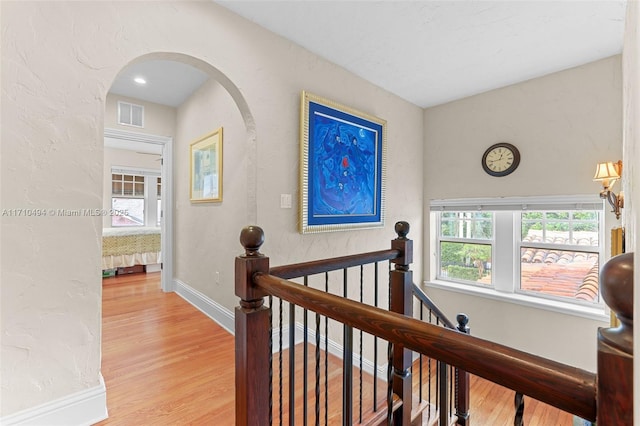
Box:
[102, 227, 161, 270]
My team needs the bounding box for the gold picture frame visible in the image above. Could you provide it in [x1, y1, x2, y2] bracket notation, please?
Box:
[190, 128, 223, 203]
[299, 91, 387, 233]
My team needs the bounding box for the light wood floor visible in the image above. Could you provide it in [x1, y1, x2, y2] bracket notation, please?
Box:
[97, 272, 572, 425]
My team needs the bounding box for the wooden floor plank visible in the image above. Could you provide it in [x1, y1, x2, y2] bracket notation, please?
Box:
[98, 273, 236, 425]
[97, 272, 574, 425]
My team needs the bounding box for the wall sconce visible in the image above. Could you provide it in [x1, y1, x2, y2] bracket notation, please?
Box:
[593, 160, 624, 219]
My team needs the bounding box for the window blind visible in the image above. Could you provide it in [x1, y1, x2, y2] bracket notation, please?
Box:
[430, 195, 603, 212]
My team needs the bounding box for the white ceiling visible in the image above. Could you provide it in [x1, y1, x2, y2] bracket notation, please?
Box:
[109, 60, 210, 108]
[109, 1, 627, 109]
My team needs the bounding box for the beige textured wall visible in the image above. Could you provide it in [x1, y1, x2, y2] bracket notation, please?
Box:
[0, 1, 424, 416]
[423, 57, 622, 371]
[173, 78, 247, 309]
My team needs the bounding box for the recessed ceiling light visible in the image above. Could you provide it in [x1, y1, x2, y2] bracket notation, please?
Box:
[134, 77, 147, 85]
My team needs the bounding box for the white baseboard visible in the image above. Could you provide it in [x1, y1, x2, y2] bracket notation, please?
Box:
[274, 322, 389, 381]
[0, 374, 107, 426]
[174, 279, 235, 334]
[173, 280, 388, 380]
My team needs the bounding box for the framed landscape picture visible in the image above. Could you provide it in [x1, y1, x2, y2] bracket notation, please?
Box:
[190, 128, 223, 203]
[299, 91, 386, 234]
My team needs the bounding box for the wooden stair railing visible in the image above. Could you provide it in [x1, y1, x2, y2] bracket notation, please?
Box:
[269, 246, 405, 424]
[236, 222, 427, 425]
[235, 224, 633, 425]
[412, 283, 470, 425]
[267, 221, 468, 424]
[268, 222, 415, 425]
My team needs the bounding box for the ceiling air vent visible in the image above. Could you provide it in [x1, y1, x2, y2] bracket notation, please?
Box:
[117, 101, 144, 128]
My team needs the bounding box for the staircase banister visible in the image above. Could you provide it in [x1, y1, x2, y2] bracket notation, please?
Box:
[412, 283, 456, 329]
[253, 272, 597, 422]
[269, 248, 401, 279]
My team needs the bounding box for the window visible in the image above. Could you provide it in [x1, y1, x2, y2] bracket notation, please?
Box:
[519, 211, 600, 301]
[117, 101, 144, 127]
[432, 196, 604, 306]
[438, 212, 493, 285]
[112, 173, 145, 227]
[111, 167, 161, 227]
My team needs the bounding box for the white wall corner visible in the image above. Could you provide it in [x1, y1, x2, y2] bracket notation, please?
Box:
[174, 279, 235, 334]
[0, 374, 107, 426]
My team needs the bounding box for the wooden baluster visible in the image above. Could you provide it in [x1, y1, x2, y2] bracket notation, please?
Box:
[438, 361, 448, 426]
[455, 313, 471, 426]
[390, 221, 413, 425]
[235, 226, 271, 426]
[597, 252, 633, 426]
[342, 268, 353, 425]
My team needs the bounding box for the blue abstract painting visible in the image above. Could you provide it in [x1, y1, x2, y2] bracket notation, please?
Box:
[300, 92, 386, 233]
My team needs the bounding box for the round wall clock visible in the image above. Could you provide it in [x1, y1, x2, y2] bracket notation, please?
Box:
[481, 142, 520, 177]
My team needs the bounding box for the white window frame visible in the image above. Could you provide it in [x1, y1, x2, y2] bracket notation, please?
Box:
[435, 211, 495, 288]
[111, 166, 160, 228]
[428, 195, 608, 320]
[515, 211, 601, 301]
[156, 176, 162, 227]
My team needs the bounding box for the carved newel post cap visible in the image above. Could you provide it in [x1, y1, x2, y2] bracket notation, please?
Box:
[600, 252, 633, 324]
[240, 225, 265, 256]
[395, 221, 410, 239]
[456, 313, 469, 326]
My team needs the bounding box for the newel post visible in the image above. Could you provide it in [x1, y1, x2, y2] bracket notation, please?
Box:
[390, 221, 413, 425]
[235, 226, 271, 426]
[597, 252, 633, 426]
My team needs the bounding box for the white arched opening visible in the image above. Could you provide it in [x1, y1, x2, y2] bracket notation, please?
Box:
[104, 52, 258, 292]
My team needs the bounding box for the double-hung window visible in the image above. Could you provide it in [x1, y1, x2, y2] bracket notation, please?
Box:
[431, 196, 604, 307]
[438, 211, 493, 285]
[519, 210, 600, 302]
[111, 167, 161, 227]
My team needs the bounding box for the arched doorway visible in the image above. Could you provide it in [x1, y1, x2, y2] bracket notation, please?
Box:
[103, 53, 257, 292]
[99, 52, 258, 421]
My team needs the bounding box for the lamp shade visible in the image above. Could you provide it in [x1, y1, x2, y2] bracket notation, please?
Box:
[593, 161, 621, 181]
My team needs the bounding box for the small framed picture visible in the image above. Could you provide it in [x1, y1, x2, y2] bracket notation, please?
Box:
[190, 128, 223, 203]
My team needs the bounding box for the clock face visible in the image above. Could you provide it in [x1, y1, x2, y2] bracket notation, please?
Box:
[481, 143, 520, 177]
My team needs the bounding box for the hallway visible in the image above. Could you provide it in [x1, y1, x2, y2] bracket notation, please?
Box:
[98, 272, 235, 424]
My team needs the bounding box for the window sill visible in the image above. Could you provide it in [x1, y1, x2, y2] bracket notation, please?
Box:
[423, 280, 609, 322]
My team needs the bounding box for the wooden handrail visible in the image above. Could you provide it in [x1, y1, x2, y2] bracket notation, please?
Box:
[269, 248, 400, 279]
[253, 272, 597, 422]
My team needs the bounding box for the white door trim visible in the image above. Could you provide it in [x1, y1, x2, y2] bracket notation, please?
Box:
[104, 128, 174, 292]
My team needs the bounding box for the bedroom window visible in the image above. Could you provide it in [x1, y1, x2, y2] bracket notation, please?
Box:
[431, 196, 604, 306]
[112, 173, 145, 227]
[111, 167, 161, 228]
